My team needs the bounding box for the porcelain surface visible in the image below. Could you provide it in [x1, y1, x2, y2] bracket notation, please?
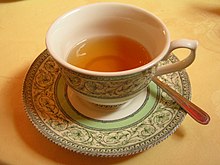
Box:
[23, 50, 191, 157]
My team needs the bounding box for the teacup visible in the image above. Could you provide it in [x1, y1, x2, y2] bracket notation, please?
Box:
[46, 3, 198, 106]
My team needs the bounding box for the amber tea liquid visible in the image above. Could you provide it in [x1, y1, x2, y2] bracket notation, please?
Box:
[67, 35, 152, 72]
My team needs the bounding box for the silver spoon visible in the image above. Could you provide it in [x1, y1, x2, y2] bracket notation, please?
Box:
[152, 77, 210, 125]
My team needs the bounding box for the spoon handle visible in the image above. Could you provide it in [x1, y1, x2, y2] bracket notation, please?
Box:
[152, 77, 210, 125]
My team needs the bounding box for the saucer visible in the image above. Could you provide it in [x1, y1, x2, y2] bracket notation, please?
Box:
[23, 50, 191, 157]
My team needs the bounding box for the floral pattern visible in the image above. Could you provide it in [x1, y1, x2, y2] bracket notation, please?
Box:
[23, 50, 191, 157]
[61, 63, 156, 99]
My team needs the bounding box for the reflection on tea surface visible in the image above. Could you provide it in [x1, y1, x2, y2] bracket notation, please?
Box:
[67, 35, 152, 72]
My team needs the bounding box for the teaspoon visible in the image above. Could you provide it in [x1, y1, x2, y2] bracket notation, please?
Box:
[152, 77, 210, 125]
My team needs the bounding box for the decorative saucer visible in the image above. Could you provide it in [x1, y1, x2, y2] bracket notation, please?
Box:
[23, 50, 191, 157]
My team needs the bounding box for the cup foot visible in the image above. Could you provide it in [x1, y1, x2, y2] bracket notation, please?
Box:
[67, 86, 148, 121]
[90, 102, 130, 111]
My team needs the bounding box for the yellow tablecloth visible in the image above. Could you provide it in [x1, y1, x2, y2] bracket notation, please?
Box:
[0, 0, 220, 164]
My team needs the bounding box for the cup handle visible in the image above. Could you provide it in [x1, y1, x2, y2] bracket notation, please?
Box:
[155, 39, 198, 76]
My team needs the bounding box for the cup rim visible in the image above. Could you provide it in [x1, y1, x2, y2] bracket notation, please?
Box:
[46, 2, 170, 77]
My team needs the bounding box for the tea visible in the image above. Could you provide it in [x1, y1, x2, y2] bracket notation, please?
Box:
[67, 35, 152, 72]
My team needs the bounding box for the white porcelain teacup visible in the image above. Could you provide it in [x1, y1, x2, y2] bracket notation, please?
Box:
[46, 3, 198, 106]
